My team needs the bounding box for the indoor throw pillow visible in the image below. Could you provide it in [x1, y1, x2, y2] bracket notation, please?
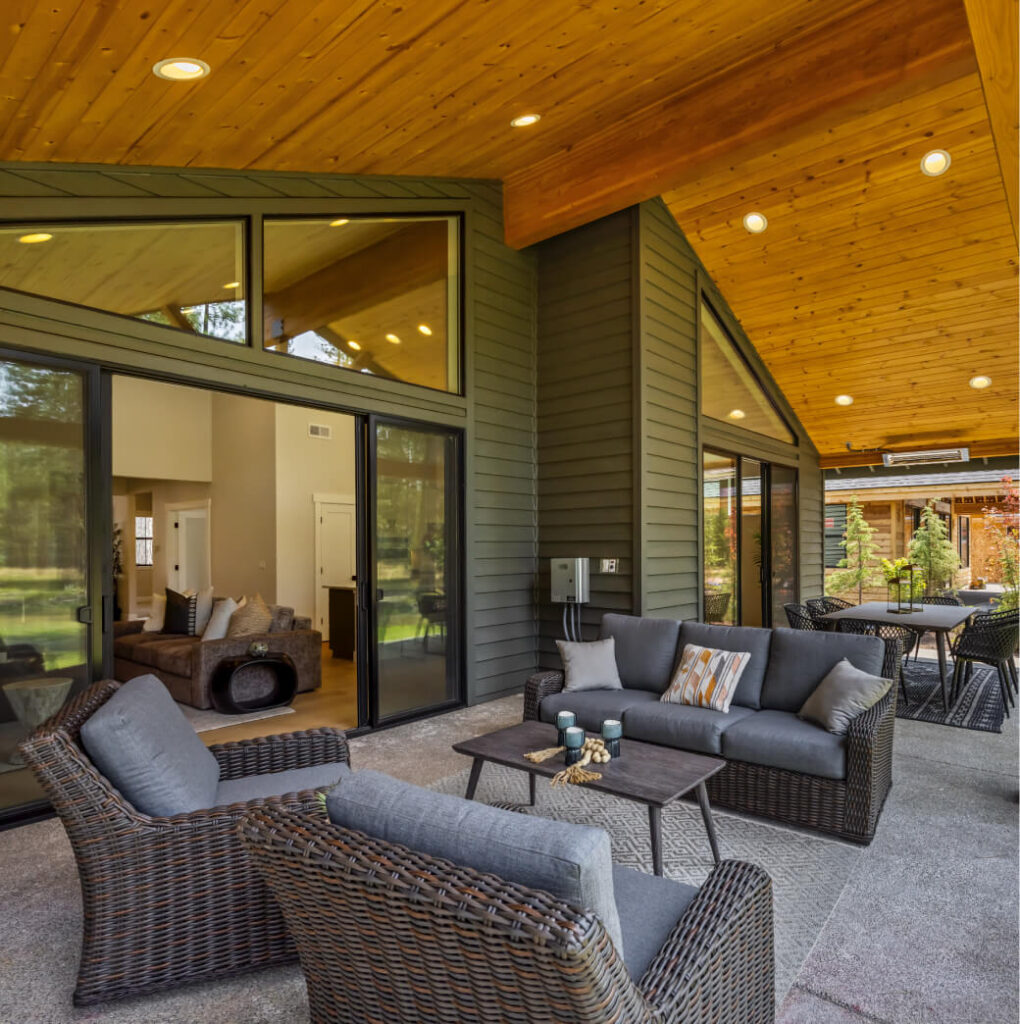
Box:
[662, 643, 751, 712]
[162, 587, 197, 635]
[556, 637, 623, 692]
[227, 593, 273, 638]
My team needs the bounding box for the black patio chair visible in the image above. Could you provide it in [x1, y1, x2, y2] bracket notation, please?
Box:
[910, 594, 964, 661]
[949, 611, 1019, 716]
[784, 603, 821, 631]
[703, 591, 731, 623]
[836, 618, 911, 705]
[805, 596, 854, 621]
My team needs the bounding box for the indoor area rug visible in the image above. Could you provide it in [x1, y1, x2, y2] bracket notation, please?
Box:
[898, 662, 1005, 732]
[431, 763, 864, 1007]
[179, 702, 295, 734]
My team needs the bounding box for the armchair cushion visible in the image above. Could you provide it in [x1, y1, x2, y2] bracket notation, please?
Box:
[612, 865, 698, 980]
[326, 769, 625, 955]
[538, 688, 660, 731]
[721, 709, 846, 780]
[598, 613, 681, 692]
[760, 628, 884, 713]
[678, 622, 772, 709]
[216, 761, 350, 806]
[80, 674, 219, 816]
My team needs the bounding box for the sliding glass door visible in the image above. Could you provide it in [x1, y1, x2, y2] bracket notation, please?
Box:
[0, 355, 99, 821]
[702, 448, 798, 627]
[367, 417, 462, 724]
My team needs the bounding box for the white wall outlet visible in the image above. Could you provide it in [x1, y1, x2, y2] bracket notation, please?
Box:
[600, 558, 618, 574]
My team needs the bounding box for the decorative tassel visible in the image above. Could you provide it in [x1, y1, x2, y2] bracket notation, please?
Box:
[524, 746, 565, 763]
[551, 763, 602, 787]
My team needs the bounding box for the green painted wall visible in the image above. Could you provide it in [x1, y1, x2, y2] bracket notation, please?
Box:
[0, 162, 538, 705]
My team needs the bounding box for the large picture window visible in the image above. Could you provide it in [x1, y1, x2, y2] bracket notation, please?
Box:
[263, 216, 460, 393]
[0, 220, 247, 343]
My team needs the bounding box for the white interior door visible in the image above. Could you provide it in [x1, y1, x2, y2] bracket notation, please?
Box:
[315, 502, 357, 632]
[169, 507, 211, 593]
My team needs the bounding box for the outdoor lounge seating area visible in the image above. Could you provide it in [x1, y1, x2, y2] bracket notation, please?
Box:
[0, 1, 1017, 1023]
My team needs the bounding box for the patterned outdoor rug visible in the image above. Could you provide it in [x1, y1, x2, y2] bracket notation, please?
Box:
[898, 661, 1005, 732]
[432, 763, 863, 1008]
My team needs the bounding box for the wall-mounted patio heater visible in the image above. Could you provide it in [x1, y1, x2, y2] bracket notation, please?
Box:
[551, 557, 590, 641]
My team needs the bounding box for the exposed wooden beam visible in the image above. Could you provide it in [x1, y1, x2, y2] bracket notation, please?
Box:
[819, 439, 1019, 470]
[263, 222, 448, 342]
[503, 0, 976, 249]
[963, 0, 1019, 244]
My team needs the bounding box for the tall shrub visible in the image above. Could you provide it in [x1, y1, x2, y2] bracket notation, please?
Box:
[908, 501, 960, 596]
[983, 477, 1019, 611]
[827, 496, 879, 603]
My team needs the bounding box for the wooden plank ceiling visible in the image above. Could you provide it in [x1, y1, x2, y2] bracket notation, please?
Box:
[0, 0, 1016, 461]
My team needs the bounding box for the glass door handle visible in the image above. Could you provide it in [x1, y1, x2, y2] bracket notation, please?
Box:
[76, 605, 93, 624]
[376, 589, 385, 601]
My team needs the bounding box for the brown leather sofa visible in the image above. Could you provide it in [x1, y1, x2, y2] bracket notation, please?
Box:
[114, 604, 322, 709]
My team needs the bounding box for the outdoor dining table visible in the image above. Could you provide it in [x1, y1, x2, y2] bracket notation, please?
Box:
[819, 601, 977, 713]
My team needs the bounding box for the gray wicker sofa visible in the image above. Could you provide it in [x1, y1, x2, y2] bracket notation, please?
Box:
[525, 614, 898, 845]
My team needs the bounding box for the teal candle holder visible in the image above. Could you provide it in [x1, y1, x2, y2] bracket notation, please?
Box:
[556, 710, 576, 748]
[563, 726, 584, 766]
[601, 719, 622, 759]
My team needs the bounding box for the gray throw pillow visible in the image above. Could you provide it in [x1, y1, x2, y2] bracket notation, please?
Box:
[798, 658, 892, 736]
[556, 637, 623, 692]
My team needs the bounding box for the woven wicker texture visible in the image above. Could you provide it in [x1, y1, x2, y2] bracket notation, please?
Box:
[18, 679, 350, 1006]
[239, 804, 774, 1024]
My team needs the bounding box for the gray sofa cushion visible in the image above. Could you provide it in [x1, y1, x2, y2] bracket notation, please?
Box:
[216, 761, 350, 806]
[798, 659, 891, 736]
[721, 709, 847, 780]
[622, 701, 756, 755]
[761, 628, 884, 713]
[539, 688, 660, 731]
[678, 622, 772, 709]
[598, 614, 681, 693]
[80, 674, 219, 816]
[613, 865, 698, 979]
[326, 769, 624, 954]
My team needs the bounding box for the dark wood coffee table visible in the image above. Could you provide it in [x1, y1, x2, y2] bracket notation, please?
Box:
[452, 720, 725, 875]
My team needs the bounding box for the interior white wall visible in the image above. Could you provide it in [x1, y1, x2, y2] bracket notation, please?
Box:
[112, 376, 212, 481]
[274, 404, 357, 620]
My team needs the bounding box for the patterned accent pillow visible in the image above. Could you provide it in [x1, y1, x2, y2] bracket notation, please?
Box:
[661, 643, 751, 713]
[227, 593, 273, 638]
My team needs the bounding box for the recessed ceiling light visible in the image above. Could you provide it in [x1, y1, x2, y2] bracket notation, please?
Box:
[510, 113, 541, 128]
[347, 340, 361, 351]
[969, 375, 992, 389]
[152, 58, 210, 81]
[920, 149, 951, 176]
[223, 281, 240, 289]
[330, 218, 349, 227]
[385, 333, 401, 344]
[18, 232, 52, 244]
[835, 394, 854, 406]
[417, 323, 432, 336]
[742, 212, 768, 234]
[727, 409, 746, 419]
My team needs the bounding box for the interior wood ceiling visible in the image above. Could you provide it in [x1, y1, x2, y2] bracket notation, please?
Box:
[0, 0, 1015, 461]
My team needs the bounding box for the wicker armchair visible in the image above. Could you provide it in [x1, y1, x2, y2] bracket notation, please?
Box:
[949, 611, 1019, 715]
[19, 679, 350, 1006]
[240, 804, 775, 1024]
[836, 618, 912, 704]
[525, 635, 899, 845]
[784, 603, 821, 630]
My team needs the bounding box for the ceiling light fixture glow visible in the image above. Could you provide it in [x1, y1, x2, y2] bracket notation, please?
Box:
[510, 113, 541, 128]
[968, 375, 992, 389]
[152, 58, 210, 81]
[727, 409, 746, 419]
[385, 333, 401, 344]
[417, 323, 432, 336]
[347, 340, 361, 351]
[920, 149, 951, 176]
[835, 394, 854, 406]
[330, 218, 349, 227]
[742, 211, 768, 234]
[18, 232, 52, 244]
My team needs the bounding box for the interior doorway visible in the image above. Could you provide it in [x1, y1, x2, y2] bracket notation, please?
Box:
[167, 504, 211, 594]
[314, 496, 357, 651]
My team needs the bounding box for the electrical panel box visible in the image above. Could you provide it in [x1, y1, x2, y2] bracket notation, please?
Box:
[550, 557, 590, 604]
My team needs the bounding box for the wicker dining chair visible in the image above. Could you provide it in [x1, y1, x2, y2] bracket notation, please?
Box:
[805, 596, 854, 621]
[950, 611, 1019, 715]
[18, 679, 351, 1006]
[836, 618, 911, 704]
[972, 607, 1019, 694]
[784, 603, 821, 630]
[240, 803, 776, 1024]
